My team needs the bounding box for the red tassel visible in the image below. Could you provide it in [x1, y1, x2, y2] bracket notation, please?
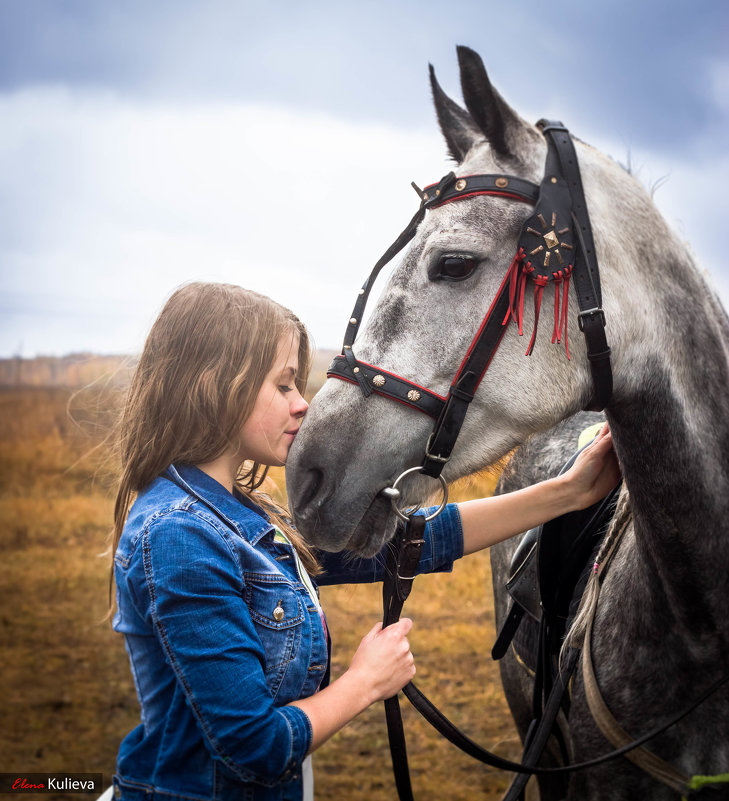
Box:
[502, 248, 525, 327]
[526, 275, 549, 356]
[551, 270, 563, 344]
[560, 265, 572, 360]
[517, 263, 534, 336]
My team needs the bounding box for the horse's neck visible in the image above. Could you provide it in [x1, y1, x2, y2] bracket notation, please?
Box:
[606, 275, 729, 639]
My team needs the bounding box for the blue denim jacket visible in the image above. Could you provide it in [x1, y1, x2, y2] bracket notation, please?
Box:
[113, 463, 464, 801]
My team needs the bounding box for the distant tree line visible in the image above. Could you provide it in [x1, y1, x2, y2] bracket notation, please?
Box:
[0, 350, 337, 391]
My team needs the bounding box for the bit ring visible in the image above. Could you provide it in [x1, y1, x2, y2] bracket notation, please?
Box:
[384, 466, 449, 523]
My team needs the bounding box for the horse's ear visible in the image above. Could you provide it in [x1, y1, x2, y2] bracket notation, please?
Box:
[456, 45, 524, 159]
[429, 64, 482, 163]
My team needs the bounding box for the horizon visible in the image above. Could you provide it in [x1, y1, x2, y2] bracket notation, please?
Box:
[2, 1, 727, 358]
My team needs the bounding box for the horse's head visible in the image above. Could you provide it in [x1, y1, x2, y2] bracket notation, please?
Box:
[286, 46, 662, 554]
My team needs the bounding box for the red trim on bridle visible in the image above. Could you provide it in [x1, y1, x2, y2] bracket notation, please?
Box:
[344, 359, 447, 400]
[428, 190, 537, 208]
[451, 256, 515, 393]
[325, 373, 445, 420]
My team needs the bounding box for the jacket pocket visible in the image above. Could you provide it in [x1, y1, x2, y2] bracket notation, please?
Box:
[243, 577, 305, 699]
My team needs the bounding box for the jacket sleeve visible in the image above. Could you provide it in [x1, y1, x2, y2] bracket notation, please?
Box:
[316, 502, 464, 586]
[138, 509, 312, 787]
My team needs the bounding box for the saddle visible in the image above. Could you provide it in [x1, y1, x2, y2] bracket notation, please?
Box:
[493, 437, 621, 671]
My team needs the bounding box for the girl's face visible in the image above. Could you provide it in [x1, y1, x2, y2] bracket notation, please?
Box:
[237, 331, 309, 467]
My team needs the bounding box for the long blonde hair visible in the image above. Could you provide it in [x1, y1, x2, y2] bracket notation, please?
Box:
[111, 282, 320, 595]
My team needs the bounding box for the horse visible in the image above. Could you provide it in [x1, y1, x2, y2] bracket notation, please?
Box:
[285, 46, 729, 800]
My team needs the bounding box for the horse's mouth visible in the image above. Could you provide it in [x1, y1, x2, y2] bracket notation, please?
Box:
[343, 495, 398, 556]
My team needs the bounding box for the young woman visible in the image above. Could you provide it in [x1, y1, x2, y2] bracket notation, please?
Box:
[111, 282, 620, 801]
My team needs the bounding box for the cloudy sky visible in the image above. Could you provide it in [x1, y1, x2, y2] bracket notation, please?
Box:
[1, 0, 727, 357]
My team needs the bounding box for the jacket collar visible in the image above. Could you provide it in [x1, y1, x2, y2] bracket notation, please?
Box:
[164, 463, 274, 546]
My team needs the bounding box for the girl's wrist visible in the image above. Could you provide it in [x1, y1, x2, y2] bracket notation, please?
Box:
[336, 667, 377, 712]
[548, 473, 580, 515]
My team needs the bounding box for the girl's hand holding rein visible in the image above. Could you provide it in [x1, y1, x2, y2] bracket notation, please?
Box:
[289, 618, 415, 753]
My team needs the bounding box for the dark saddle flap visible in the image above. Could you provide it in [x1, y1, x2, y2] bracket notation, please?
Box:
[493, 479, 621, 662]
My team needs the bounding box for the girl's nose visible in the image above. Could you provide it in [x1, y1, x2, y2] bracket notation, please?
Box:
[292, 393, 308, 419]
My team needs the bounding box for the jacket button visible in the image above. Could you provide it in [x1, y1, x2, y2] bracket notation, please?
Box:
[273, 601, 284, 622]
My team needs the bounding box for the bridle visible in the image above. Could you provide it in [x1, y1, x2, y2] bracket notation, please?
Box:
[326, 122, 729, 799]
[328, 119, 612, 484]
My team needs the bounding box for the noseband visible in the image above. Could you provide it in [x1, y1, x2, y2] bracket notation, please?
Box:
[327, 120, 612, 493]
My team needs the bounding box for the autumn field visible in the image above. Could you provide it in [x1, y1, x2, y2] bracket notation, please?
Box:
[0, 380, 524, 800]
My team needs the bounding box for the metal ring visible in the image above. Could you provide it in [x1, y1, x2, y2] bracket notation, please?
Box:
[387, 466, 449, 523]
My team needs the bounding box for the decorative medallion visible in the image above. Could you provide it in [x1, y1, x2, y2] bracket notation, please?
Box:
[525, 210, 573, 269]
[407, 389, 421, 402]
[495, 177, 509, 188]
[455, 178, 467, 191]
[372, 375, 386, 387]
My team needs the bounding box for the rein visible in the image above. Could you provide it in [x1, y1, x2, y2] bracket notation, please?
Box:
[380, 510, 729, 800]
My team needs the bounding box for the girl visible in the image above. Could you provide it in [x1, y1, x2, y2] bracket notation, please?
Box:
[111, 282, 620, 801]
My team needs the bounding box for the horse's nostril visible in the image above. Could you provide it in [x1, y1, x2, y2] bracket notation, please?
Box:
[295, 467, 325, 513]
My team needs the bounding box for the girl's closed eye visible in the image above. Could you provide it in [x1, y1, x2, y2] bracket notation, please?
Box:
[279, 384, 293, 393]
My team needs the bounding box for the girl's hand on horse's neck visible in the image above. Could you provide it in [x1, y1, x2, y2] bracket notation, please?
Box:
[459, 425, 620, 556]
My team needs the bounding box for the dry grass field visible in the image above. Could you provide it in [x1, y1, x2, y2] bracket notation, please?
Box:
[0, 384, 524, 800]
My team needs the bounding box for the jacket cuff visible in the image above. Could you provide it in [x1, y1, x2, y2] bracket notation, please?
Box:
[419, 502, 464, 572]
[276, 705, 313, 781]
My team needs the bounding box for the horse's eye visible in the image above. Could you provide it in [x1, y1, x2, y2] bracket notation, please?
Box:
[431, 254, 478, 282]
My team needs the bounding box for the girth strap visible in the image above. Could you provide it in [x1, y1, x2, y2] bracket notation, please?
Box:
[580, 510, 692, 794]
[502, 648, 580, 801]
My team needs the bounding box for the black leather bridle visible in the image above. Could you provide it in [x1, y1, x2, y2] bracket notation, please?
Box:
[328, 120, 613, 480]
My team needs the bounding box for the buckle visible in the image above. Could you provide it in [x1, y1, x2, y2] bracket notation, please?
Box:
[424, 432, 451, 464]
[578, 307, 606, 332]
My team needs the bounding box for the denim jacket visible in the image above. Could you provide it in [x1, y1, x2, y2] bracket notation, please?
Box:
[113, 463, 464, 801]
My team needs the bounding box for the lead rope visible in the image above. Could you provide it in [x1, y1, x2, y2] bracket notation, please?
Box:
[382, 514, 426, 801]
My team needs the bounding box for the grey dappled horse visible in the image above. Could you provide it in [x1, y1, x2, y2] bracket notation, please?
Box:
[286, 47, 729, 800]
